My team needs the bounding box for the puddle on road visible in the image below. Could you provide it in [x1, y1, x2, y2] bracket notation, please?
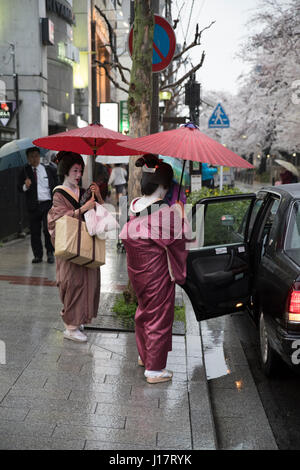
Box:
[201, 319, 230, 380]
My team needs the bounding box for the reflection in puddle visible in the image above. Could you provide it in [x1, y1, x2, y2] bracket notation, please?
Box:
[201, 319, 229, 380]
[235, 380, 243, 390]
[204, 344, 229, 380]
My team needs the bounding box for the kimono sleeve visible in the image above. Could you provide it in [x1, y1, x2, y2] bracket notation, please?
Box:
[47, 192, 76, 245]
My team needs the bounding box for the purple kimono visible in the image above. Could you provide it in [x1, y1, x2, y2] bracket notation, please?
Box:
[120, 199, 189, 371]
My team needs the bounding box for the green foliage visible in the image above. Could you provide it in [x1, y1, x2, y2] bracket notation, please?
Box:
[113, 295, 186, 325]
[204, 199, 250, 245]
[113, 295, 137, 318]
[186, 186, 244, 206]
[187, 186, 251, 246]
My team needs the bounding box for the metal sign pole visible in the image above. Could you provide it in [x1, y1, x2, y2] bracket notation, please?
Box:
[220, 129, 224, 191]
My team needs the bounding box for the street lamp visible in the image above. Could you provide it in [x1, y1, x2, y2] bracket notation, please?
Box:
[159, 89, 172, 123]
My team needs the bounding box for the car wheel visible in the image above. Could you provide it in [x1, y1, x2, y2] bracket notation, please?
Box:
[259, 311, 280, 377]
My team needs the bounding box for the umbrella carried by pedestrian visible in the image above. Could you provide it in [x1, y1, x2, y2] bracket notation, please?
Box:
[0, 138, 48, 172]
[275, 159, 299, 177]
[33, 122, 143, 200]
[33, 122, 143, 158]
[118, 122, 254, 199]
[275, 159, 299, 184]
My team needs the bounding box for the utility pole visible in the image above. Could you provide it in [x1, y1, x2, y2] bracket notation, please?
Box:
[185, 73, 200, 126]
[10, 43, 20, 139]
[91, 3, 97, 123]
[185, 73, 201, 190]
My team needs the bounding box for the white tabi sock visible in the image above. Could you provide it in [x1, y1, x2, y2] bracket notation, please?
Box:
[144, 370, 164, 377]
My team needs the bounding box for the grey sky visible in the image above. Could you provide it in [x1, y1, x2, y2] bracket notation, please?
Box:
[175, 0, 262, 94]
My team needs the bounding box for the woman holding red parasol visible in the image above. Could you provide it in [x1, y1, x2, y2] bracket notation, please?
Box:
[120, 154, 189, 384]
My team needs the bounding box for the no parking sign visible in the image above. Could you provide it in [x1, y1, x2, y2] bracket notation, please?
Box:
[128, 15, 176, 72]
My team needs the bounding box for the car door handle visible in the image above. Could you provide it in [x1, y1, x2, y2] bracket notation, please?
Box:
[224, 249, 234, 272]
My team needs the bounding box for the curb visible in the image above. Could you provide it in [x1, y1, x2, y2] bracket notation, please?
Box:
[183, 292, 218, 450]
[200, 314, 278, 450]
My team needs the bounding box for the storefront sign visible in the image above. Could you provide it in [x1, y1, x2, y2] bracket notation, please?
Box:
[99, 103, 118, 132]
[41, 18, 55, 45]
[0, 101, 15, 127]
[120, 101, 129, 135]
[46, 0, 75, 25]
[191, 174, 202, 192]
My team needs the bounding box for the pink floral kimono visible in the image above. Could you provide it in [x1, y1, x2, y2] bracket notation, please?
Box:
[48, 187, 100, 327]
[120, 199, 189, 371]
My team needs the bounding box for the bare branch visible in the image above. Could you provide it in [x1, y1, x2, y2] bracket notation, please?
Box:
[94, 5, 130, 86]
[94, 60, 129, 94]
[173, 21, 215, 61]
[160, 52, 206, 91]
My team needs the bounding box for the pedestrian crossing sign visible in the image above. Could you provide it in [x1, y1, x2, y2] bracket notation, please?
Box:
[208, 103, 230, 128]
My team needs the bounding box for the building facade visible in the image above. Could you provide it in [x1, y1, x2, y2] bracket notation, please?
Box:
[0, 0, 131, 147]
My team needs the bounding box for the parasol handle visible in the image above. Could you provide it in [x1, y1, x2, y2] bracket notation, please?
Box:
[177, 160, 186, 203]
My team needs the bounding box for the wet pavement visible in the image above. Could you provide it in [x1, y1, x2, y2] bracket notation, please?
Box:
[0, 233, 279, 450]
[235, 180, 267, 193]
[201, 316, 277, 449]
[0, 237, 215, 450]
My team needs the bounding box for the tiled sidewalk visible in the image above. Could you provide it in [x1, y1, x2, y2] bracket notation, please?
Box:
[0, 237, 216, 450]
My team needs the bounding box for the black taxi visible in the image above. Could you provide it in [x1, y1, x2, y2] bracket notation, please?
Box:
[184, 184, 300, 376]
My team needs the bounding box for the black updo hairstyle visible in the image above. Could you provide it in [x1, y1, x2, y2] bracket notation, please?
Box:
[56, 151, 85, 184]
[136, 154, 173, 196]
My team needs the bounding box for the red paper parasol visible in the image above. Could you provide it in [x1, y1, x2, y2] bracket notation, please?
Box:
[118, 122, 253, 168]
[33, 122, 144, 157]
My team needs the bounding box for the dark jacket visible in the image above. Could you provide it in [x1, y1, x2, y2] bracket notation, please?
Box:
[17, 164, 58, 212]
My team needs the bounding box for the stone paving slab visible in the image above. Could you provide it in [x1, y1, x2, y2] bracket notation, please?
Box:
[1, 396, 98, 414]
[0, 420, 55, 438]
[0, 406, 29, 422]
[25, 409, 126, 429]
[0, 237, 214, 450]
[0, 436, 85, 450]
[52, 424, 158, 446]
[94, 403, 191, 420]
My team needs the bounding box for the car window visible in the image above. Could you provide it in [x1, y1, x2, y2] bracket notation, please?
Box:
[285, 201, 300, 264]
[191, 198, 254, 249]
[260, 197, 280, 256]
[248, 199, 263, 237]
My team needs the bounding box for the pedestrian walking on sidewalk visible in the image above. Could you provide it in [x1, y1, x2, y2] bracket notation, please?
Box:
[108, 164, 127, 205]
[17, 146, 58, 264]
[120, 154, 189, 384]
[201, 163, 218, 188]
[47, 151, 104, 343]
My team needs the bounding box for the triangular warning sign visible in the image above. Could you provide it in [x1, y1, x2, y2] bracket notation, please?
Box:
[208, 103, 230, 128]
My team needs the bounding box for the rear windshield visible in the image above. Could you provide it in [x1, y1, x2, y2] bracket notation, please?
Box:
[285, 200, 300, 265]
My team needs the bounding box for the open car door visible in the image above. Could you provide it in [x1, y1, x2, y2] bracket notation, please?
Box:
[183, 193, 257, 321]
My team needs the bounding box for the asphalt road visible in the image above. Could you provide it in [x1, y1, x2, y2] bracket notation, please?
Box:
[232, 311, 300, 450]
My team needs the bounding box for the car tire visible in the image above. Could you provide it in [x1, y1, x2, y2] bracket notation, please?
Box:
[259, 311, 280, 377]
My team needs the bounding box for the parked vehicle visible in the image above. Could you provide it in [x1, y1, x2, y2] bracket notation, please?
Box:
[183, 184, 300, 376]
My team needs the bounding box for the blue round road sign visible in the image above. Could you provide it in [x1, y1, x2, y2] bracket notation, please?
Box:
[128, 15, 176, 72]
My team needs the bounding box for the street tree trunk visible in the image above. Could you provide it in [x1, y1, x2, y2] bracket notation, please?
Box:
[123, 0, 154, 304]
[127, 0, 154, 203]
